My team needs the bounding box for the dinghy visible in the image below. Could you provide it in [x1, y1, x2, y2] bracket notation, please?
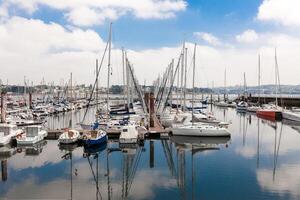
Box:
[58, 129, 80, 144]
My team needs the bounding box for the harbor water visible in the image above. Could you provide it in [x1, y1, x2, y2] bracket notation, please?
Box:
[1, 106, 300, 199]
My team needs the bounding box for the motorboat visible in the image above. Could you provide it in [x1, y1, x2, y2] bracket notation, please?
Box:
[171, 123, 231, 137]
[16, 125, 47, 145]
[119, 125, 138, 144]
[0, 123, 23, 146]
[82, 130, 107, 146]
[58, 129, 80, 144]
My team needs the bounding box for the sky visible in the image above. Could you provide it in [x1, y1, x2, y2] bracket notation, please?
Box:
[0, 0, 300, 87]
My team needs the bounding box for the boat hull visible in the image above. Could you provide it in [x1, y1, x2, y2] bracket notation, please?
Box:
[171, 126, 231, 137]
[83, 135, 107, 146]
[256, 110, 282, 120]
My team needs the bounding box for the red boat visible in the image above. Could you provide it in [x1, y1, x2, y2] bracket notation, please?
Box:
[256, 108, 282, 121]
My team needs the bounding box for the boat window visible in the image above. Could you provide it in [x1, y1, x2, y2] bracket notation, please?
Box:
[26, 127, 39, 137]
[123, 129, 128, 132]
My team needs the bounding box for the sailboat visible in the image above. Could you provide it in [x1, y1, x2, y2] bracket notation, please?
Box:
[171, 44, 231, 137]
[256, 49, 282, 120]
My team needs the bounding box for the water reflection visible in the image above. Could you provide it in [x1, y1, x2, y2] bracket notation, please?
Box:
[1, 107, 300, 199]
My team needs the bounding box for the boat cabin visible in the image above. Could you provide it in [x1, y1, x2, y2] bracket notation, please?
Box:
[25, 126, 42, 137]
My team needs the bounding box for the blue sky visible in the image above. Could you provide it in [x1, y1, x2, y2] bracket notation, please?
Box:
[0, 0, 299, 86]
[14, 0, 263, 49]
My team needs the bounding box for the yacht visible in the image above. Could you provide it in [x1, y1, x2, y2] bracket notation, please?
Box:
[0, 123, 22, 146]
[172, 123, 231, 137]
[16, 125, 47, 145]
[119, 125, 138, 144]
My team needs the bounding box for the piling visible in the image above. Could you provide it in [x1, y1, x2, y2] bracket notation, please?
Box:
[144, 92, 150, 112]
[1, 91, 6, 123]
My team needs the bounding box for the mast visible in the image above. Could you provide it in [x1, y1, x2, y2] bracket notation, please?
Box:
[224, 68, 227, 102]
[192, 44, 196, 125]
[274, 48, 278, 108]
[258, 54, 261, 104]
[107, 23, 112, 119]
[183, 47, 187, 111]
[96, 59, 99, 110]
[170, 59, 174, 111]
[180, 44, 185, 110]
[122, 48, 126, 106]
[70, 72, 72, 101]
[126, 55, 130, 109]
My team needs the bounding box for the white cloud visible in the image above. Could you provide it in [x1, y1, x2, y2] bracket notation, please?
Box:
[194, 32, 221, 46]
[257, 163, 300, 199]
[236, 29, 258, 43]
[257, 0, 300, 27]
[65, 7, 120, 27]
[0, 0, 187, 26]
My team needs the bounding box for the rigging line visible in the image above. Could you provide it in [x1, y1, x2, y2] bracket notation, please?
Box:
[81, 39, 109, 123]
[162, 52, 183, 112]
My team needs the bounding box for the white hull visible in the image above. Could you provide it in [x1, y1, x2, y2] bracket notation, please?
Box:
[58, 130, 80, 144]
[172, 125, 231, 137]
[17, 130, 47, 145]
[119, 125, 138, 144]
[282, 111, 300, 122]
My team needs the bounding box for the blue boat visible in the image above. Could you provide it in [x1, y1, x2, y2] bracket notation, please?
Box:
[82, 130, 107, 146]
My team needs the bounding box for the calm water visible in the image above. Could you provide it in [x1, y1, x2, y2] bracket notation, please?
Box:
[1, 106, 300, 200]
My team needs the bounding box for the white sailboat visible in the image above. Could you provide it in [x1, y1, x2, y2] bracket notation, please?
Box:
[171, 44, 231, 137]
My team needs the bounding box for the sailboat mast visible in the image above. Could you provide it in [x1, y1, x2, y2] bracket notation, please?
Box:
[96, 59, 99, 110]
[122, 48, 126, 106]
[258, 54, 261, 104]
[224, 68, 227, 101]
[183, 47, 187, 111]
[170, 59, 174, 110]
[274, 48, 278, 108]
[192, 44, 196, 125]
[107, 23, 112, 118]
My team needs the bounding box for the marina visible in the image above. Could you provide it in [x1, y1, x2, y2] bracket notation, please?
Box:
[1, 106, 300, 199]
[1, 0, 300, 199]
